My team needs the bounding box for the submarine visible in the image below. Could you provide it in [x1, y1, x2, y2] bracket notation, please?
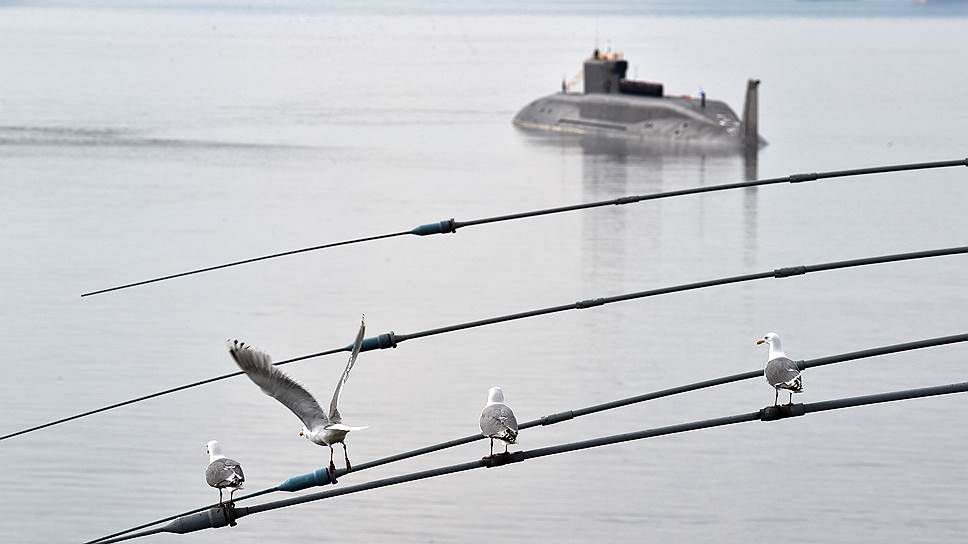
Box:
[513, 50, 765, 150]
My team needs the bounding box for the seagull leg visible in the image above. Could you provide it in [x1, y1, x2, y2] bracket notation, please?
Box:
[504, 442, 509, 454]
[218, 489, 223, 505]
[328, 445, 337, 477]
[788, 391, 793, 405]
[490, 437, 494, 456]
[774, 389, 779, 406]
[342, 442, 352, 472]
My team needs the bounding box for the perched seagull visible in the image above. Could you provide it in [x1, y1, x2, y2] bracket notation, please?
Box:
[205, 440, 245, 505]
[479, 386, 519, 456]
[229, 317, 368, 478]
[757, 332, 803, 406]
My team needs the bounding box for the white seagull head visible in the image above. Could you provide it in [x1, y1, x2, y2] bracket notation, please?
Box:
[756, 332, 787, 359]
[487, 386, 506, 405]
[756, 331, 780, 347]
[206, 440, 224, 461]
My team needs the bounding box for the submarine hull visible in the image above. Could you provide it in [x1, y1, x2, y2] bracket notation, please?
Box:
[513, 92, 766, 150]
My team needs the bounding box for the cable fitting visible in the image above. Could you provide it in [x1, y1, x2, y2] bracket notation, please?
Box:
[161, 505, 239, 534]
[788, 172, 819, 183]
[576, 298, 606, 309]
[278, 467, 335, 492]
[540, 410, 576, 426]
[613, 196, 640, 205]
[759, 403, 806, 421]
[220, 503, 239, 527]
[482, 451, 526, 468]
[410, 219, 457, 236]
[358, 332, 397, 353]
[774, 265, 807, 278]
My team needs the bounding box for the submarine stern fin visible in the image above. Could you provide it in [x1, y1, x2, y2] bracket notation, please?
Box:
[742, 78, 761, 148]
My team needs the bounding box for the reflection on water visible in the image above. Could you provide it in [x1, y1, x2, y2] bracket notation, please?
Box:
[517, 131, 762, 279]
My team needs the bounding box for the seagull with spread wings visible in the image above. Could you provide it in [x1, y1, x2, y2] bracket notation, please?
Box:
[229, 317, 368, 478]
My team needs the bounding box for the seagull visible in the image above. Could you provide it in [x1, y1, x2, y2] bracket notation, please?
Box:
[205, 440, 245, 505]
[229, 316, 368, 478]
[479, 386, 519, 456]
[757, 332, 803, 406]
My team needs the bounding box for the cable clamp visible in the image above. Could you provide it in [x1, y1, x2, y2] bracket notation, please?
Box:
[614, 196, 640, 205]
[381, 332, 398, 349]
[576, 298, 606, 309]
[410, 219, 457, 236]
[759, 403, 806, 421]
[218, 503, 239, 527]
[788, 172, 819, 183]
[774, 265, 807, 278]
[482, 451, 526, 468]
[358, 332, 398, 352]
[540, 410, 575, 426]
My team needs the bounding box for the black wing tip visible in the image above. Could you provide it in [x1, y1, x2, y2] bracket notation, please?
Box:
[227, 339, 256, 365]
[227, 340, 275, 371]
[350, 317, 366, 352]
[227, 338, 243, 353]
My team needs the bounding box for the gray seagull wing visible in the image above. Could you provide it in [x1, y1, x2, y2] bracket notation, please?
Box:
[480, 404, 519, 441]
[765, 356, 802, 390]
[229, 341, 328, 430]
[206, 458, 245, 488]
[328, 317, 366, 424]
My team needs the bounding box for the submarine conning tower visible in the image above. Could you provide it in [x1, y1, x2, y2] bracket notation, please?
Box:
[583, 49, 664, 97]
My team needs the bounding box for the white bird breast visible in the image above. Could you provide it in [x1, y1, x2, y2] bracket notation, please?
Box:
[309, 427, 350, 446]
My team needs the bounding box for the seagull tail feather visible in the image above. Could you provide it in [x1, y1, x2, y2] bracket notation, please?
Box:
[327, 424, 369, 432]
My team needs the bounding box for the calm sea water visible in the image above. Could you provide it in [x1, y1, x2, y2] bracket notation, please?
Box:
[2, 3, 967, 543]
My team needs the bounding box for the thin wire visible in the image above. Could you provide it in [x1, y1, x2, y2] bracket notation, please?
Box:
[0, 347, 347, 441]
[392, 245, 968, 342]
[8, 244, 968, 442]
[454, 158, 967, 228]
[80, 158, 968, 297]
[80, 230, 412, 297]
[92, 380, 968, 543]
[86, 332, 968, 543]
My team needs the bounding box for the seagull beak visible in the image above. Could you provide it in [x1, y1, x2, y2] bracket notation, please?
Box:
[756, 339, 766, 345]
